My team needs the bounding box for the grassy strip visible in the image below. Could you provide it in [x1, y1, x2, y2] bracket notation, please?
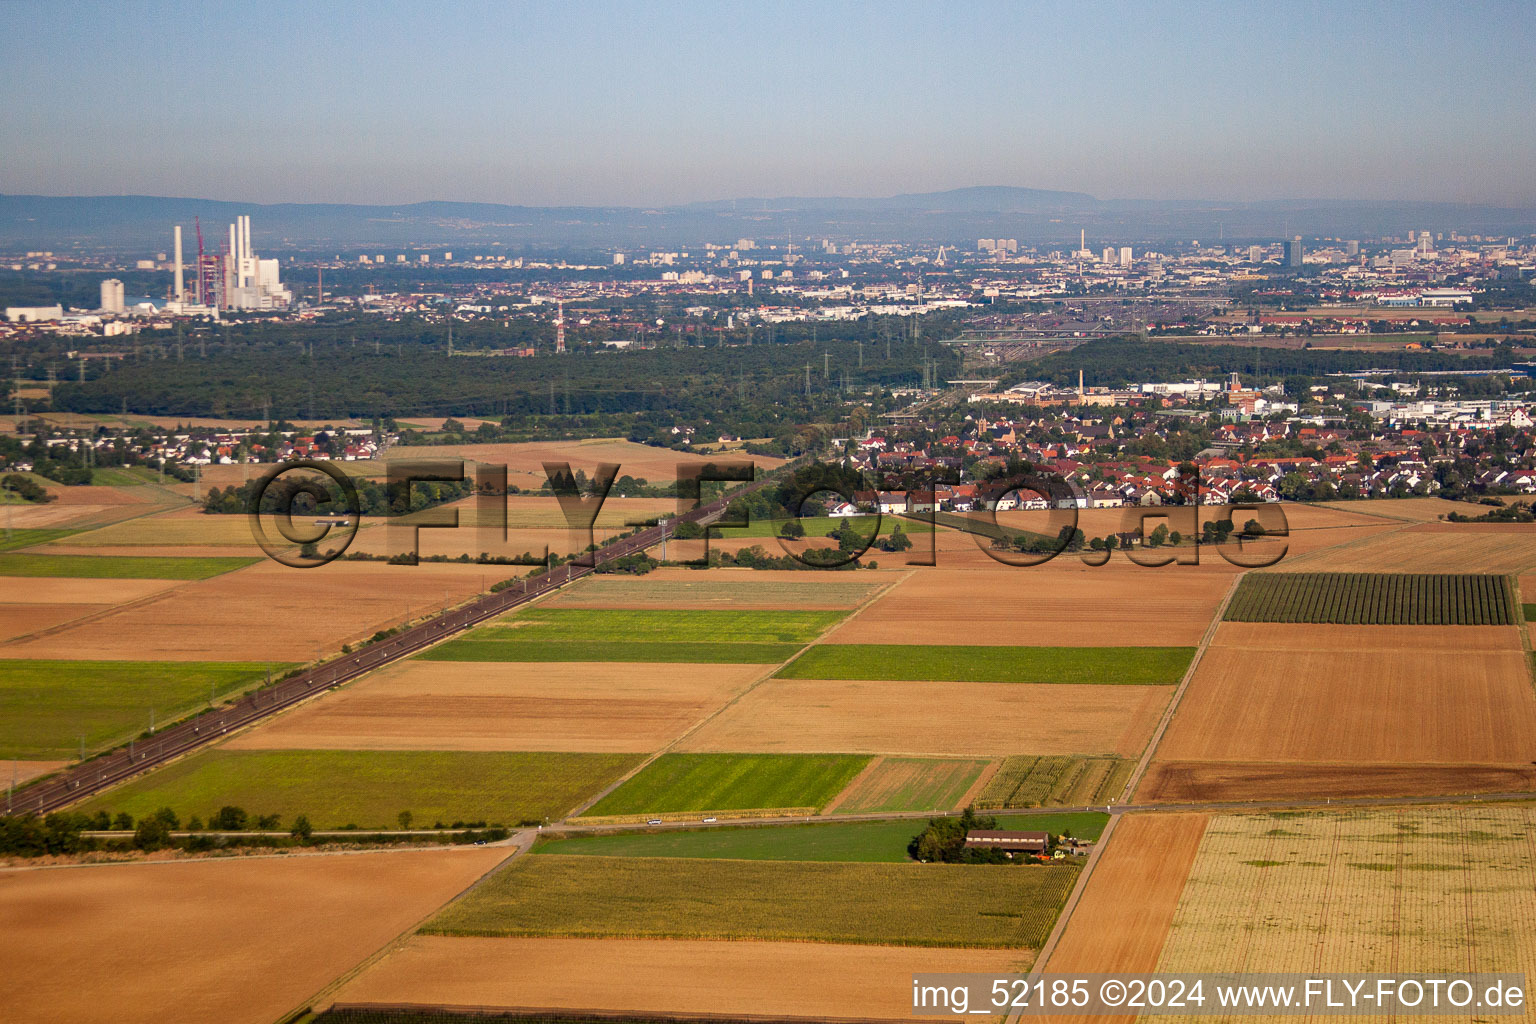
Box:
[0, 659, 285, 759]
[424, 855, 1078, 948]
[76, 749, 641, 829]
[537, 812, 1109, 863]
[1227, 571, 1515, 625]
[0, 553, 260, 579]
[584, 752, 871, 816]
[474, 608, 847, 643]
[419, 639, 803, 663]
[777, 644, 1194, 684]
[0, 528, 78, 552]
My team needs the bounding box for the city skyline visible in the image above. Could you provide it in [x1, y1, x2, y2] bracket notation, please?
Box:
[3, 0, 1534, 208]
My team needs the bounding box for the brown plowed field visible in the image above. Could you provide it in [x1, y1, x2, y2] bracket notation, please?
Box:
[225, 660, 764, 752]
[1153, 645, 1536, 764]
[38, 484, 158, 506]
[331, 935, 1028, 1021]
[674, 679, 1172, 757]
[1046, 813, 1207, 1024]
[0, 561, 498, 661]
[1138, 761, 1536, 802]
[3, 760, 68, 786]
[546, 568, 887, 610]
[0, 846, 509, 1024]
[1211, 622, 1523, 652]
[822, 563, 1232, 646]
[0, 604, 111, 641]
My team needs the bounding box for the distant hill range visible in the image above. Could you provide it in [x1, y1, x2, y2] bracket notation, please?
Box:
[3, 187, 1534, 251]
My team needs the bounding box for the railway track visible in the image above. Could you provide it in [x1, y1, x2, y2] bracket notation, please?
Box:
[7, 473, 774, 816]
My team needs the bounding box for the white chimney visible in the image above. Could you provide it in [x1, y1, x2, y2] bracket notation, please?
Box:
[173, 225, 184, 303]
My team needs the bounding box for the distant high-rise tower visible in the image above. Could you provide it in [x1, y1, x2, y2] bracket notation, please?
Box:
[1119, 246, 1133, 266]
[1248, 244, 1263, 263]
[1285, 236, 1305, 268]
[555, 301, 566, 354]
[99, 278, 124, 313]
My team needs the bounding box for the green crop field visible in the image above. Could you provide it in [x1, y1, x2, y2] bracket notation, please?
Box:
[86, 467, 150, 486]
[420, 608, 841, 663]
[1524, 603, 1535, 622]
[424, 855, 1078, 947]
[0, 528, 78, 552]
[0, 553, 259, 579]
[831, 757, 991, 813]
[583, 752, 871, 817]
[0, 659, 282, 759]
[1227, 572, 1515, 625]
[420, 639, 803, 663]
[537, 811, 1109, 863]
[710, 516, 933, 539]
[78, 749, 641, 829]
[975, 756, 1134, 809]
[777, 645, 1194, 684]
[539, 818, 926, 862]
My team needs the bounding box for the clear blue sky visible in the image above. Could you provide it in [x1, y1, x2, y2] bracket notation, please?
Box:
[3, 0, 1533, 206]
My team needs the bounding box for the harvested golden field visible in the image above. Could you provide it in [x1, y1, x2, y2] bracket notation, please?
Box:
[347, 523, 625, 560]
[0, 561, 497, 661]
[332, 935, 1027, 1021]
[0, 577, 184, 604]
[1154, 644, 1536, 765]
[1049, 813, 1207, 979]
[54, 510, 268, 548]
[1154, 807, 1536, 986]
[1311, 496, 1491, 523]
[546, 568, 888, 609]
[1138, 761, 1536, 802]
[0, 846, 510, 1024]
[675, 678, 1172, 757]
[823, 564, 1232, 646]
[225, 660, 764, 752]
[0, 503, 150, 530]
[1272, 527, 1536, 573]
[384, 438, 784, 489]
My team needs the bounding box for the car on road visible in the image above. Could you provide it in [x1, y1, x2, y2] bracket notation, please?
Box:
[647, 819, 662, 826]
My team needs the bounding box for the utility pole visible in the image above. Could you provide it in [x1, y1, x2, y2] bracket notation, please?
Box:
[857, 341, 863, 369]
[823, 352, 830, 379]
[804, 365, 810, 397]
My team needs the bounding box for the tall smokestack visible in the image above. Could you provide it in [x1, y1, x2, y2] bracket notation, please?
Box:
[173, 225, 184, 303]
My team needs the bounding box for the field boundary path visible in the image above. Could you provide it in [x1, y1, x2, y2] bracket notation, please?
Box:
[1007, 570, 1242, 1022]
[8, 474, 779, 816]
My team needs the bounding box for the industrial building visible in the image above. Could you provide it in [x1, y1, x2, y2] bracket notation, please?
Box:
[151, 214, 291, 316]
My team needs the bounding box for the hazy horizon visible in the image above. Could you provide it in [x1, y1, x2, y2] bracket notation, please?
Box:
[3, 0, 1534, 208]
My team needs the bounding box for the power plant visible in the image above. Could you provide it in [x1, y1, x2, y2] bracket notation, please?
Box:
[161, 213, 291, 314]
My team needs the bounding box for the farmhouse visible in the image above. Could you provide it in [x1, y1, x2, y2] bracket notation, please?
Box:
[963, 830, 1049, 854]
